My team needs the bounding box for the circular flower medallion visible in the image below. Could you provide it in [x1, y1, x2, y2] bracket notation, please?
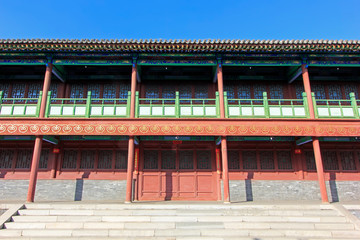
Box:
[84, 125, 94, 133]
[0, 125, 6, 133]
[117, 125, 127, 133]
[150, 125, 160, 133]
[19, 125, 28, 133]
[63, 125, 72, 133]
[139, 125, 149, 133]
[95, 125, 105, 133]
[41, 125, 50, 133]
[30, 125, 40, 133]
[74, 125, 83, 133]
[7, 125, 17, 133]
[106, 125, 116, 133]
[52, 125, 61, 133]
[128, 125, 138, 133]
[161, 126, 171, 133]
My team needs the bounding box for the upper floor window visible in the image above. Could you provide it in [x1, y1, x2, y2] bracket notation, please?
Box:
[11, 84, 26, 98]
[70, 84, 84, 98]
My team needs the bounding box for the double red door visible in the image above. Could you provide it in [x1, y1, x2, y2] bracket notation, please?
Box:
[138, 145, 218, 201]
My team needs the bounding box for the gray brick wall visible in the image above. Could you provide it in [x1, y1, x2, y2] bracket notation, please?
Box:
[0, 179, 126, 202]
[230, 180, 360, 202]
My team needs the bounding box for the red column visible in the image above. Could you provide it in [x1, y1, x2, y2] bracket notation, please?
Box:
[301, 64, 315, 119]
[217, 64, 225, 118]
[221, 137, 230, 203]
[312, 137, 329, 203]
[27, 136, 43, 202]
[133, 147, 140, 201]
[39, 63, 53, 118]
[125, 136, 135, 203]
[215, 148, 222, 201]
[130, 64, 137, 118]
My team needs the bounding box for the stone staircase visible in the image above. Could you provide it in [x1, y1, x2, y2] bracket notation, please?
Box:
[1, 202, 360, 239]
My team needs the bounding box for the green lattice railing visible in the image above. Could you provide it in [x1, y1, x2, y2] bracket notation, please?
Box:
[136, 91, 220, 118]
[0, 91, 42, 117]
[313, 92, 360, 119]
[225, 92, 310, 118]
[45, 91, 131, 118]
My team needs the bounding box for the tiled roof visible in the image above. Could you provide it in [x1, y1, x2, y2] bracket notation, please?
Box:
[0, 39, 359, 52]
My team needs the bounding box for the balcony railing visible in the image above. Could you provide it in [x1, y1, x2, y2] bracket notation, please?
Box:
[45, 91, 131, 118]
[0, 90, 359, 119]
[313, 93, 360, 119]
[0, 91, 42, 117]
[136, 91, 219, 118]
[225, 92, 309, 118]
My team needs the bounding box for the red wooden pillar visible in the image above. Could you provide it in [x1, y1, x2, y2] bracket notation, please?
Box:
[125, 136, 135, 203]
[27, 63, 53, 202]
[133, 147, 140, 201]
[221, 137, 230, 203]
[301, 64, 315, 119]
[27, 136, 43, 202]
[312, 137, 329, 203]
[217, 63, 225, 118]
[39, 63, 53, 118]
[130, 63, 137, 118]
[215, 148, 222, 201]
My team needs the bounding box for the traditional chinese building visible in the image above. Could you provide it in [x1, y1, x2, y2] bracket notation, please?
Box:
[0, 39, 359, 203]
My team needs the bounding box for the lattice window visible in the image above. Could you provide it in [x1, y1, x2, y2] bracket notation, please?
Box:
[50, 83, 58, 98]
[179, 150, 194, 169]
[328, 85, 342, 99]
[179, 85, 192, 99]
[161, 150, 176, 169]
[253, 84, 267, 99]
[70, 84, 84, 98]
[194, 85, 208, 99]
[197, 150, 211, 169]
[144, 150, 158, 169]
[0, 83, 10, 97]
[312, 85, 326, 99]
[80, 150, 95, 169]
[162, 85, 176, 99]
[98, 150, 113, 169]
[224, 84, 235, 99]
[62, 150, 78, 169]
[344, 84, 359, 99]
[242, 151, 257, 170]
[27, 83, 42, 98]
[295, 83, 305, 99]
[259, 151, 275, 170]
[323, 151, 339, 170]
[237, 84, 251, 99]
[228, 150, 240, 169]
[269, 84, 284, 99]
[87, 84, 100, 98]
[38, 149, 49, 169]
[16, 149, 32, 169]
[103, 84, 116, 99]
[119, 83, 130, 99]
[305, 151, 316, 170]
[277, 151, 292, 170]
[340, 151, 356, 171]
[115, 150, 127, 169]
[0, 149, 14, 169]
[145, 85, 159, 99]
[11, 84, 26, 98]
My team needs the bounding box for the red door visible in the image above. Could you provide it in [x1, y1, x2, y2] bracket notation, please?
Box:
[138, 144, 218, 201]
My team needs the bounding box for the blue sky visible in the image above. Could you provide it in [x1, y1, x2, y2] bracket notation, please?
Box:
[0, 0, 359, 40]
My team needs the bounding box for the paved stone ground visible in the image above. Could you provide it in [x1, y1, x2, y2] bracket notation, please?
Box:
[0, 209, 7, 216]
[350, 210, 360, 219]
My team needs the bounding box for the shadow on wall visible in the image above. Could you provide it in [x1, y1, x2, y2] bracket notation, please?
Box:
[245, 172, 254, 201]
[74, 172, 90, 201]
[329, 172, 339, 202]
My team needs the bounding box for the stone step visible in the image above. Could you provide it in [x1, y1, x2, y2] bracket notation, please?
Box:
[24, 203, 332, 211]
[17, 208, 341, 217]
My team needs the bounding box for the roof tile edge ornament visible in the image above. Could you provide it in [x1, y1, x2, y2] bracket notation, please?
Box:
[0, 39, 359, 53]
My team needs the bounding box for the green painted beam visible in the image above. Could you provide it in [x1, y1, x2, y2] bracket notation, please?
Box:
[288, 66, 302, 83]
[0, 59, 47, 65]
[296, 136, 312, 146]
[53, 59, 132, 65]
[223, 60, 302, 66]
[138, 59, 216, 66]
[43, 136, 59, 145]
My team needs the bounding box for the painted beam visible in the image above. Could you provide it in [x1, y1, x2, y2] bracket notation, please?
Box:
[43, 136, 59, 145]
[223, 60, 302, 66]
[309, 60, 360, 67]
[288, 66, 302, 83]
[0, 118, 359, 137]
[138, 59, 216, 66]
[52, 65, 66, 82]
[0, 59, 47, 65]
[53, 59, 132, 65]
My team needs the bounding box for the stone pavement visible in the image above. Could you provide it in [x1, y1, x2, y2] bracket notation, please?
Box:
[0, 201, 360, 240]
